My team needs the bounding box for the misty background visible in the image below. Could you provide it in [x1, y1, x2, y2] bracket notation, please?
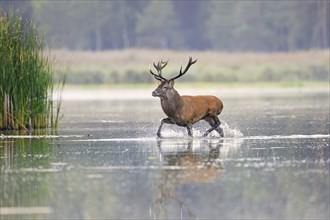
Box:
[1, 0, 329, 86]
[1, 0, 329, 52]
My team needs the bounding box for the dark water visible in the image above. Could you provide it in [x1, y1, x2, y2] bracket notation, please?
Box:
[1, 90, 329, 219]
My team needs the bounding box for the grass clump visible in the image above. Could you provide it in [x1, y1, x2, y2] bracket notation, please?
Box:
[0, 11, 65, 131]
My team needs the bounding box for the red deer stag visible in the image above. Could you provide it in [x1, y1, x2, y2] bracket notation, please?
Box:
[150, 57, 224, 138]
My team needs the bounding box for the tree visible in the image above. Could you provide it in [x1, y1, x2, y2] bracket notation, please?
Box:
[33, 1, 78, 49]
[100, 1, 144, 49]
[172, 1, 211, 50]
[206, 1, 238, 51]
[206, 1, 329, 51]
[136, 1, 183, 49]
[33, 0, 143, 50]
[5, 0, 328, 51]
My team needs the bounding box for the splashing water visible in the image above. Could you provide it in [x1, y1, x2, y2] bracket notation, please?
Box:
[222, 121, 244, 138]
[157, 120, 243, 139]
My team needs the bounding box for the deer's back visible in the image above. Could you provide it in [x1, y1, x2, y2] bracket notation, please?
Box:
[180, 95, 223, 124]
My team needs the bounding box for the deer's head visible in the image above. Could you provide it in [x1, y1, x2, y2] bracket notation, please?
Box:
[150, 57, 197, 98]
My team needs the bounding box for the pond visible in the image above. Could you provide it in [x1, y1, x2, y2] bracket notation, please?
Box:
[1, 88, 329, 219]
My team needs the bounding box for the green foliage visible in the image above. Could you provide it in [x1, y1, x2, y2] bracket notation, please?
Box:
[65, 61, 329, 85]
[0, 137, 53, 207]
[31, 0, 142, 50]
[53, 49, 328, 85]
[3, 0, 326, 51]
[0, 11, 65, 130]
[136, 1, 183, 48]
[206, 1, 329, 51]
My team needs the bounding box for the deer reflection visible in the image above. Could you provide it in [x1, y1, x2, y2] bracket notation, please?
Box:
[152, 138, 223, 219]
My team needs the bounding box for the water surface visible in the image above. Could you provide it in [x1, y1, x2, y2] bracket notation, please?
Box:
[1, 89, 329, 219]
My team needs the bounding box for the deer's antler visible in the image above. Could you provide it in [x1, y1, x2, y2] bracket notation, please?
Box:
[169, 57, 197, 81]
[149, 59, 169, 81]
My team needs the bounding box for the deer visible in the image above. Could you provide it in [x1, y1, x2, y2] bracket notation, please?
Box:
[150, 57, 224, 138]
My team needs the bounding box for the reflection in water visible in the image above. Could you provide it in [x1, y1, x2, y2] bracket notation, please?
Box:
[153, 139, 224, 219]
[1, 137, 54, 170]
[0, 94, 329, 219]
[0, 137, 55, 218]
[2, 139, 14, 168]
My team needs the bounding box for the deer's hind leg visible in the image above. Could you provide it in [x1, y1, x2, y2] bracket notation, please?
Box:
[203, 116, 224, 137]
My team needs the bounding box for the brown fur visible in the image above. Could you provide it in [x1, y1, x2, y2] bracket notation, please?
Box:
[150, 57, 224, 137]
[180, 95, 223, 125]
[153, 81, 224, 137]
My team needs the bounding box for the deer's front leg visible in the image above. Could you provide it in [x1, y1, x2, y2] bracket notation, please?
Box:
[186, 125, 193, 137]
[157, 118, 174, 137]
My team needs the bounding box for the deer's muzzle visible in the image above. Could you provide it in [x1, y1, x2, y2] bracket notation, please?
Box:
[152, 90, 159, 97]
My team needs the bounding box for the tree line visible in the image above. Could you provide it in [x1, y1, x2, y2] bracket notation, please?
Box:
[1, 0, 329, 52]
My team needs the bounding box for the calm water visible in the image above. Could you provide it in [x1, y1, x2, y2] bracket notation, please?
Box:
[0, 89, 329, 219]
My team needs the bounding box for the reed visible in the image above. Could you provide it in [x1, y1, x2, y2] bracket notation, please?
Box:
[0, 11, 65, 130]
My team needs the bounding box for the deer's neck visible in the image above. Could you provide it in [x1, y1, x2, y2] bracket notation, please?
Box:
[160, 89, 183, 119]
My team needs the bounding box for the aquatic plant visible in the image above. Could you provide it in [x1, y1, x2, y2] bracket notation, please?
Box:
[0, 11, 65, 130]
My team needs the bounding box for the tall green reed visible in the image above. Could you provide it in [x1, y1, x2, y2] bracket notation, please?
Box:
[0, 11, 65, 131]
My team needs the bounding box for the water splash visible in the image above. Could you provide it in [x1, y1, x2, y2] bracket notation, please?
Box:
[159, 120, 243, 139]
[222, 121, 244, 138]
[160, 129, 187, 138]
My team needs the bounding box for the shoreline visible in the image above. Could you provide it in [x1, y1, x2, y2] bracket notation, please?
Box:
[58, 86, 329, 101]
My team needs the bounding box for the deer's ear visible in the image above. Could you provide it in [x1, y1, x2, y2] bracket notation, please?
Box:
[169, 80, 175, 88]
